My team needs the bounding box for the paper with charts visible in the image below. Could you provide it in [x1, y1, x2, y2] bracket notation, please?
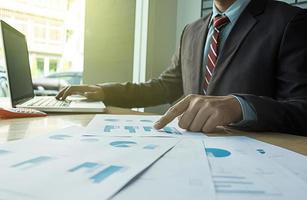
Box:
[85, 114, 205, 137]
[113, 139, 216, 200]
[230, 136, 307, 183]
[0, 126, 179, 200]
[203, 137, 307, 200]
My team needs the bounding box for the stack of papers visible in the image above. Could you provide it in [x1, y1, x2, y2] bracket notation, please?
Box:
[0, 114, 306, 200]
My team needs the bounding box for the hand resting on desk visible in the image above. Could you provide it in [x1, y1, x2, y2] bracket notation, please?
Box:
[56, 85, 105, 101]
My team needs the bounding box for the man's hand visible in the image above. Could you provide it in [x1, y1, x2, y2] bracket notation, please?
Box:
[56, 85, 104, 101]
[154, 95, 242, 133]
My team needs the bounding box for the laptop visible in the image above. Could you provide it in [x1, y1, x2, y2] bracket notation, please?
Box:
[0, 20, 105, 113]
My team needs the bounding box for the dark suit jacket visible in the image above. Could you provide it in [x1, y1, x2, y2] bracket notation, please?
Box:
[101, 0, 307, 135]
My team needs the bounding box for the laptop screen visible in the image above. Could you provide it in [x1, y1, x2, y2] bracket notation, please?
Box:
[1, 21, 34, 106]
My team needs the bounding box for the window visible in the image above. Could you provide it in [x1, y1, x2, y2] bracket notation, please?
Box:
[49, 59, 58, 73]
[36, 58, 45, 76]
[49, 28, 61, 41]
[201, 0, 213, 17]
[0, 0, 85, 96]
[34, 24, 47, 41]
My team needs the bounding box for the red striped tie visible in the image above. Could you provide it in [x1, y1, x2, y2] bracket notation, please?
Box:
[203, 15, 230, 94]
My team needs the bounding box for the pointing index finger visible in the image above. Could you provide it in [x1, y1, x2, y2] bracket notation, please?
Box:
[154, 96, 192, 129]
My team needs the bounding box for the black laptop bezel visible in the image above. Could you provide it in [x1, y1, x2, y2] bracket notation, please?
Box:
[1, 20, 35, 107]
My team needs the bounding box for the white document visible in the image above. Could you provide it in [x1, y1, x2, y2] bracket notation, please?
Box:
[222, 136, 307, 182]
[113, 139, 216, 200]
[85, 114, 206, 138]
[204, 137, 307, 200]
[0, 126, 179, 200]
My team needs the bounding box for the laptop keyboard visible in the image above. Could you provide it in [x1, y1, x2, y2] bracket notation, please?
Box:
[25, 98, 71, 107]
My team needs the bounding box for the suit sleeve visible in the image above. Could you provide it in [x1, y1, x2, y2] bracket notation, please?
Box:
[237, 10, 307, 135]
[98, 28, 187, 108]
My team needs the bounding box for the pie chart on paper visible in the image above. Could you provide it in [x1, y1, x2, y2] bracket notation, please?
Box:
[205, 148, 231, 158]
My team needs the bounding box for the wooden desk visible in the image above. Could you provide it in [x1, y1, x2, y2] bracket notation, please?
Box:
[0, 106, 150, 143]
[1, 106, 307, 156]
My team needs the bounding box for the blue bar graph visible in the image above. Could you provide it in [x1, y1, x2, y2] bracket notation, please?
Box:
[212, 174, 269, 195]
[69, 162, 99, 172]
[143, 144, 158, 150]
[0, 149, 10, 155]
[104, 125, 119, 132]
[124, 126, 137, 133]
[90, 165, 124, 183]
[163, 127, 182, 135]
[11, 156, 52, 169]
[143, 126, 153, 132]
[49, 134, 72, 140]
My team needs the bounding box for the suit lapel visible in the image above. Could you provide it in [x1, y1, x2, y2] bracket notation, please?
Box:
[207, 11, 257, 94]
[191, 15, 211, 94]
[207, 0, 267, 94]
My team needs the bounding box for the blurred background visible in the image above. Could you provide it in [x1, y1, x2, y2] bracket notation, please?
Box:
[0, 0, 306, 113]
[0, 0, 85, 97]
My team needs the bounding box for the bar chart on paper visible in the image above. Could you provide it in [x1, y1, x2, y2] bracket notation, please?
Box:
[206, 151, 286, 199]
[85, 115, 183, 137]
[11, 156, 53, 170]
[69, 162, 126, 184]
[0, 125, 180, 200]
[203, 137, 307, 200]
[109, 140, 159, 150]
[90, 165, 124, 183]
[205, 146, 279, 198]
[103, 125, 181, 135]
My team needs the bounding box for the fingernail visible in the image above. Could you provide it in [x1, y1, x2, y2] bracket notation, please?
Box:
[154, 122, 161, 129]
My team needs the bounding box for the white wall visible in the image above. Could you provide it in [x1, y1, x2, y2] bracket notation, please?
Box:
[144, 0, 178, 114]
[176, 0, 202, 42]
[83, 0, 136, 84]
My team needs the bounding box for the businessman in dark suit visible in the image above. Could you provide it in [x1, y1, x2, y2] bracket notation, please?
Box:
[56, 0, 307, 135]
